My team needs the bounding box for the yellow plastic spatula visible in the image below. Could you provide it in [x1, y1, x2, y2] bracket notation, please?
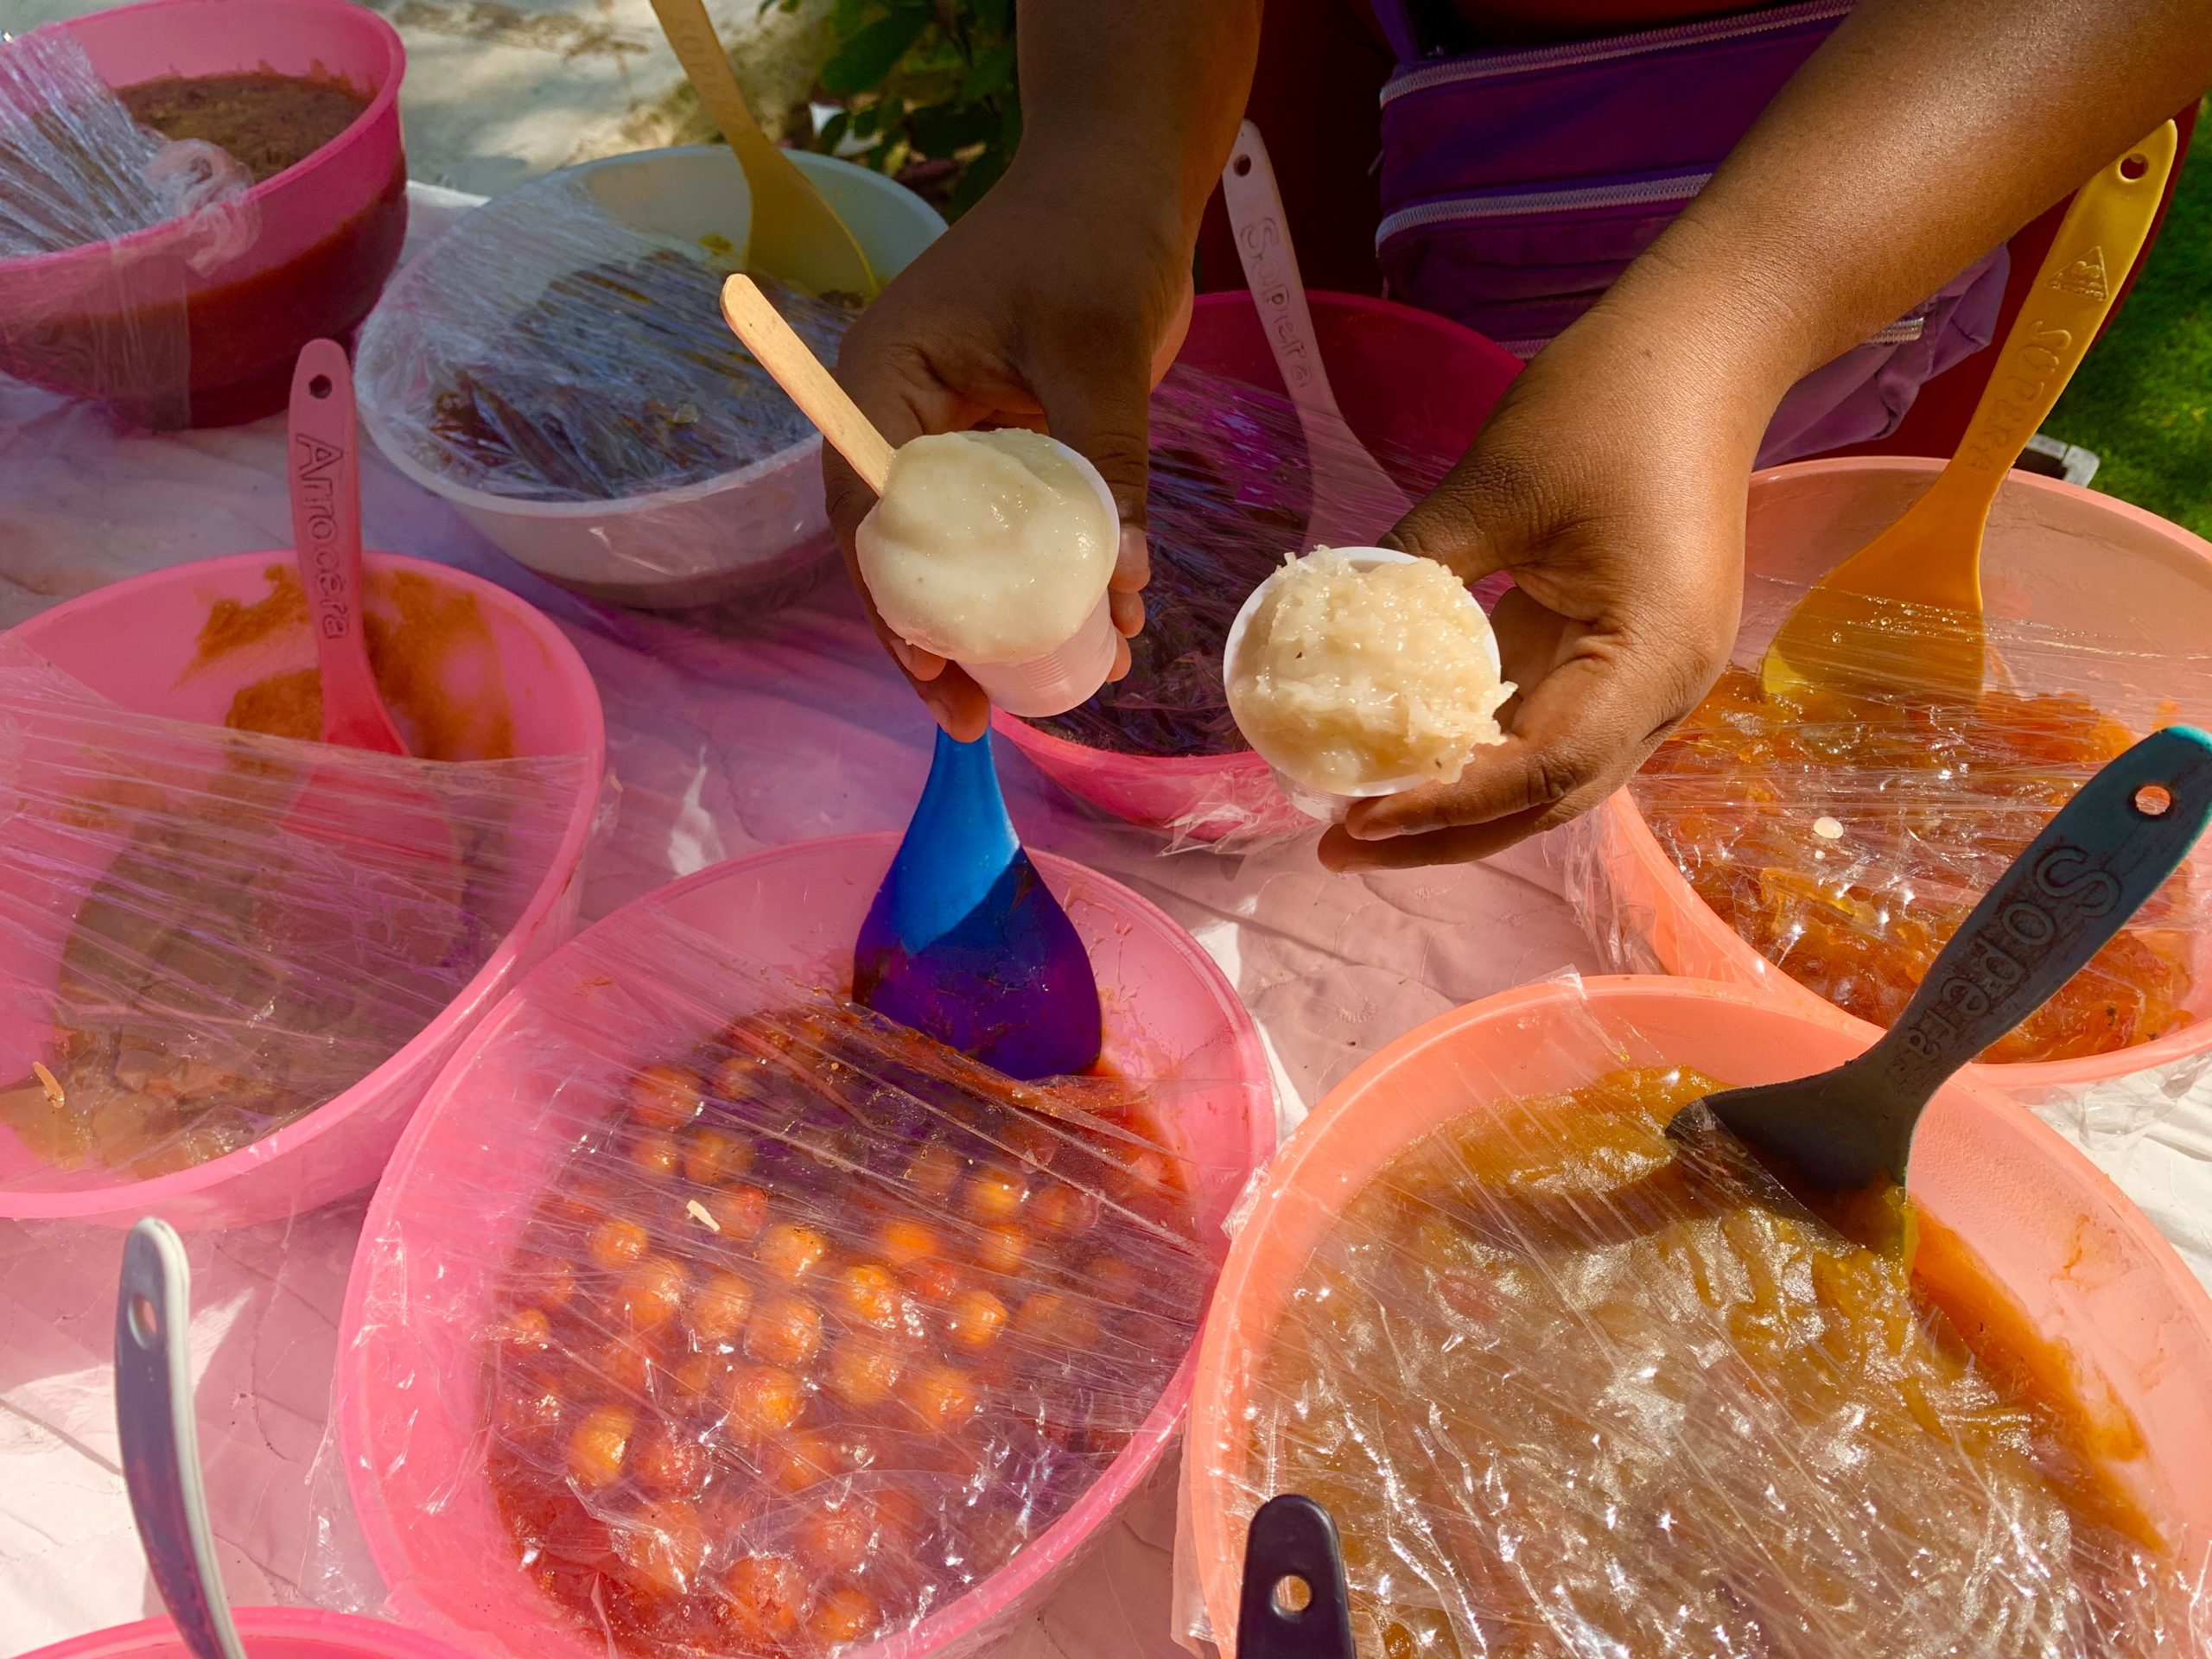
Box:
[1759, 121, 2177, 703]
[646, 0, 876, 299]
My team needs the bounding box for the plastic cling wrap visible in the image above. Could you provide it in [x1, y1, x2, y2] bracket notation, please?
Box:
[0, 645, 584, 1191]
[1007, 364, 1476, 849]
[335, 895, 1256, 1659]
[356, 167, 861, 503]
[1183, 981, 2210, 1659]
[0, 26, 257, 426]
[1028, 365, 1458, 763]
[1587, 579, 2212, 1071]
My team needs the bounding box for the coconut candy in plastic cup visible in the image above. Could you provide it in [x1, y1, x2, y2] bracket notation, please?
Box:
[1222, 545, 1503, 822]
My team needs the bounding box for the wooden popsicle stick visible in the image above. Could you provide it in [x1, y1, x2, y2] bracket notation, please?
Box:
[720, 274, 894, 493]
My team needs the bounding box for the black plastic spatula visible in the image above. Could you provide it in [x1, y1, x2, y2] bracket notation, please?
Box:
[1675, 724, 2212, 1193]
[1236, 1495, 1356, 1659]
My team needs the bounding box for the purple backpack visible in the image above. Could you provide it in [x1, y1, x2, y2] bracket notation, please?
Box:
[1369, 0, 2007, 464]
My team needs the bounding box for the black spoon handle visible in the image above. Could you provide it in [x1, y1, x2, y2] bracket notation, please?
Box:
[1238, 1494, 1357, 1659]
[1861, 724, 2212, 1108]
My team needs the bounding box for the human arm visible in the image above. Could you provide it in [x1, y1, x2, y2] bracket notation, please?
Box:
[1326, 0, 2212, 869]
[825, 0, 1262, 737]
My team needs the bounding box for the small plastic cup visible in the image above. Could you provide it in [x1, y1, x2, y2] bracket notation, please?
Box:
[874, 435, 1121, 721]
[1222, 545, 1503, 821]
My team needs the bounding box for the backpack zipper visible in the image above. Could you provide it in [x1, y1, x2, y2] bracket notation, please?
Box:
[1380, 0, 1853, 105]
[1376, 170, 1710, 248]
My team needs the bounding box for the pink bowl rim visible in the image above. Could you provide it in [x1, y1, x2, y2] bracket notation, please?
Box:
[18, 1605, 480, 1659]
[1182, 970, 2212, 1644]
[335, 829, 1277, 1659]
[994, 289, 1520, 795]
[1607, 454, 2212, 1090]
[11, 0, 406, 279]
[0, 549, 607, 1219]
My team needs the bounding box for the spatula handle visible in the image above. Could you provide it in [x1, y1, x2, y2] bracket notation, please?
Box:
[1236, 1495, 1356, 1659]
[1868, 724, 2212, 1101]
[117, 1219, 248, 1659]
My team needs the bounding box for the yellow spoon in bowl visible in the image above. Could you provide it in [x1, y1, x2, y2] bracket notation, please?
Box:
[1759, 121, 2176, 703]
[646, 0, 876, 299]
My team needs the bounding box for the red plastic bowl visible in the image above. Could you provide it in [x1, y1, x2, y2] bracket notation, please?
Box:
[1, 551, 605, 1227]
[337, 832, 1276, 1659]
[0, 0, 407, 428]
[994, 291, 1521, 842]
[19, 1609, 477, 1659]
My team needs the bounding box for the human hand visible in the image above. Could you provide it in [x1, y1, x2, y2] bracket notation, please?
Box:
[1319, 310, 1771, 871]
[824, 158, 1192, 739]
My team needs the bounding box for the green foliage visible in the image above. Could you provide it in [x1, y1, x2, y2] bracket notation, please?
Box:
[2048, 103, 2212, 539]
[772, 0, 1019, 217]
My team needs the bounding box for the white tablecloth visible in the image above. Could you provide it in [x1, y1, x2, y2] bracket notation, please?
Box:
[3, 183, 2208, 1659]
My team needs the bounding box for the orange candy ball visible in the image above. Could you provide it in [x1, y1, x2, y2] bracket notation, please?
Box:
[877, 1218, 940, 1271]
[975, 1222, 1028, 1276]
[683, 1269, 753, 1347]
[903, 1363, 979, 1436]
[944, 1288, 1007, 1353]
[626, 1128, 682, 1180]
[903, 1142, 961, 1200]
[903, 1258, 963, 1306]
[719, 1553, 806, 1645]
[565, 1403, 633, 1490]
[682, 1126, 755, 1188]
[611, 1498, 706, 1597]
[830, 1262, 903, 1331]
[756, 1221, 830, 1285]
[806, 1583, 879, 1648]
[588, 1217, 649, 1270]
[1028, 1183, 1100, 1238]
[632, 1427, 709, 1498]
[704, 1184, 769, 1243]
[724, 1364, 804, 1439]
[628, 1063, 703, 1129]
[960, 1167, 1027, 1224]
[493, 1306, 552, 1351]
[620, 1256, 689, 1332]
[745, 1294, 824, 1370]
[797, 1501, 873, 1574]
[824, 1337, 903, 1409]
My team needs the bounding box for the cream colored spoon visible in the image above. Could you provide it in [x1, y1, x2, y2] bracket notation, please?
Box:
[646, 0, 874, 298]
[1219, 121, 1409, 545]
[1760, 122, 2176, 702]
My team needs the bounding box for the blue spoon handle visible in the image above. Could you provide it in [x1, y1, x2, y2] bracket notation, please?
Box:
[1865, 724, 2212, 1104]
[116, 1218, 248, 1659]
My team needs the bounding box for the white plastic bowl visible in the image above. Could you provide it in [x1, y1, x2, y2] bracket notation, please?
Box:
[359, 147, 944, 610]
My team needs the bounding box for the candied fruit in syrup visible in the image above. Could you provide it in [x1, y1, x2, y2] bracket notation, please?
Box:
[755, 1222, 830, 1285]
[1637, 668, 2196, 1065]
[628, 1064, 703, 1128]
[481, 1002, 1210, 1657]
[1252, 1065, 2184, 1658]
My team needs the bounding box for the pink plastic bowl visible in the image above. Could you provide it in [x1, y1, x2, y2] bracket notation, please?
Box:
[1592, 458, 2212, 1102]
[336, 831, 1275, 1659]
[0, 0, 407, 428]
[20, 1608, 479, 1659]
[0, 551, 605, 1227]
[993, 290, 1522, 842]
[1185, 975, 2212, 1654]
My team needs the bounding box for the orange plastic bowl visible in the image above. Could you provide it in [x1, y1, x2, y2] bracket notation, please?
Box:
[1185, 975, 2212, 1655]
[1592, 458, 2212, 1102]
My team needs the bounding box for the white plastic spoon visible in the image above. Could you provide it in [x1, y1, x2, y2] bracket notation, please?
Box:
[116, 1217, 247, 1659]
[1220, 120, 1410, 546]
